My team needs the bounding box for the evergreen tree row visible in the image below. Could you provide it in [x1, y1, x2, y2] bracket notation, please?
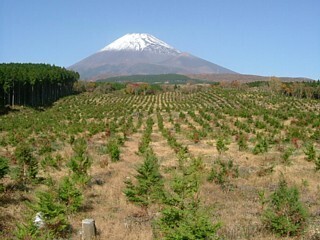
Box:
[0, 63, 79, 110]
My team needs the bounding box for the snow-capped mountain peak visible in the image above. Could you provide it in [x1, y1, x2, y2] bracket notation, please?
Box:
[100, 33, 181, 55]
[70, 33, 236, 79]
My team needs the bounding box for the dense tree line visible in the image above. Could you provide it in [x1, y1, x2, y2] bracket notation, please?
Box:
[280, 80, 320, 99]
[0, 63, 79, 110]
[268, 77, 320, 99]
[241, 78, 320, 100]
[73, 81, 126, 93]
[96, 73, 208, 84]
[73, 81, 164, 95]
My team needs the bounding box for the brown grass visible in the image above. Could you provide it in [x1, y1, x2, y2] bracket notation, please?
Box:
[69, 132, 153, 240]
[1, 90, 320, 239]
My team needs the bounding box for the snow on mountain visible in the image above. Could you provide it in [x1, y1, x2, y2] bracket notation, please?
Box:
[100, 33, 181, 55]
[70, 33, 236, 79]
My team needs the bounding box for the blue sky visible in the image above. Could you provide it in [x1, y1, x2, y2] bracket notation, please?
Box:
[1, 0, 319, 79]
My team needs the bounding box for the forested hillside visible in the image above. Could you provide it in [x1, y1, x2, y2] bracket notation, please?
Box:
[0, 63, 79, 111]
[96, 74, 209, 84]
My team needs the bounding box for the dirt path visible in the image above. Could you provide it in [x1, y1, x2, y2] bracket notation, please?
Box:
[150, 123, 177, 174]
[71, 132, 153, 240]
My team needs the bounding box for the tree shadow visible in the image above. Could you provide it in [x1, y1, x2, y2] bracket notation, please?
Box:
[0, 92, 81, 116]
[0, 106, 20, 115]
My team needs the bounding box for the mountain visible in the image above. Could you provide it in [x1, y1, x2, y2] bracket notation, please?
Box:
[69, 33, 236, 80]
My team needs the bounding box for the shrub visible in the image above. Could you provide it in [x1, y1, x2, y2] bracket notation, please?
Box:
[262, 178, 308, 236]
[138, 117, 154, 154]
[32, 191, 70, 238]
[155, 203, 221, 240]
[179, 112, 185, 119]
[0, 156, 9, 180]
[41, 154, 63, 170]
[16, 190, 70, 239]
[58, 177, 83, 213]
[281, 147, 294, 165]
[174, 123, 181, 133]
[106, 139, 120, 162]
[208, 158, 238, 191]
[164, 157, 202, 204]
[155, 156, 220, 239]
[311, 129, 320, 142]
[0, 156, 9, 191]
[15, 144, 38, 184]
[237, 133, 248, 151]
[192, 131, 200, 144]
[38, 141, 53, 155]
[167, 173, 200, 205]
[15, 217, 52, 240]
[124, 150, 163, 206]
[157, 112, 164, 131]
[67, 138, 91, 184]
[304, 142, 316, 162]
[315, 156, 320, 171]
[253, 137, 269, 154]
[216, 137, 228, 154]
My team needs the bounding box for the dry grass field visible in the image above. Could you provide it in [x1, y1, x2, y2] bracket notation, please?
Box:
[0, 86, 320, 239]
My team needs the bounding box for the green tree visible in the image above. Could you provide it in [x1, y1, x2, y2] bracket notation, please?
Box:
[216, 137, 228, 154]
[0, 156, 9, 191]
[67, 138, 91, 184]
[124, 150, 163, 206]
[304, 142, 316, 161]
[156, 157, 221, 239]
[208, 158, 239, 191]
[0, 63, 79, 108]
[237, 133, 248, 151]
[262, 178, 308, 236]
[15, 144, 38, 184]
[315, 156, 320, 171]
[106, 139, 120, 162]
[0, 156, 9, 179]
[32, 191, 69, 237]
[253, 137, 269, 154]
[58, 177, 83, 213]
[157, 203, 221, 240]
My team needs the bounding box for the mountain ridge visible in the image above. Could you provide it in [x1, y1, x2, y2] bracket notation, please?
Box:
[69, 33, 236, 80]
